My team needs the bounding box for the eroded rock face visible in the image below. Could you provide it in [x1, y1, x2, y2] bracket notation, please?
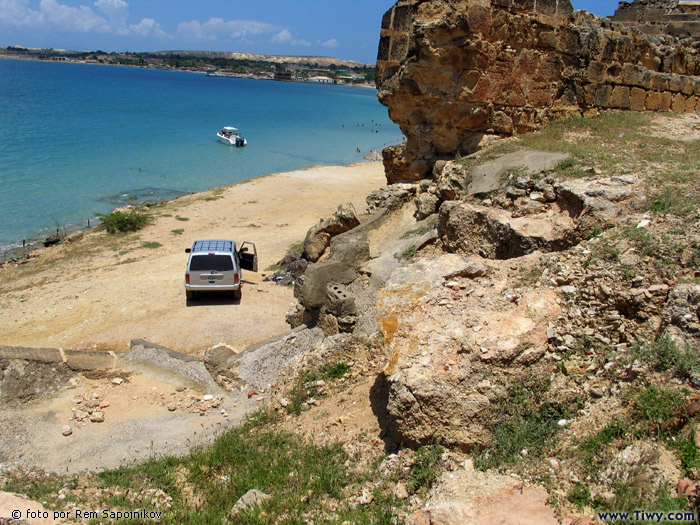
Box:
[376, 0, 700, 179]
[376, 254, 561, 449]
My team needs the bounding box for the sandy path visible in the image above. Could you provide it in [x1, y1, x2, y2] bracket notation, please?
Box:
[0, 162, 386, 355]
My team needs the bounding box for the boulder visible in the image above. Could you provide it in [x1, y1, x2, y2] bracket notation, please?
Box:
[435, 161, 469, 201]
[295, 213, 379, 314]
[415, 192, 440, 219]
[366, 184, 417, 213]
[377, 253, 560, 449]
[203, 343, 239, 383]
[438, 201, 580, 260]
[303, 203, 360, 262]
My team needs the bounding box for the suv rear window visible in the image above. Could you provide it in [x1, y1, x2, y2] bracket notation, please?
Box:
[189, 255, 234, 272]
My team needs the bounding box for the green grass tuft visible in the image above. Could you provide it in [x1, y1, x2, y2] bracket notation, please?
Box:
[97, 211, 149, 234]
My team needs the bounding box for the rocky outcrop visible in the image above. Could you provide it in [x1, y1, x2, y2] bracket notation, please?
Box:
[376, 0, 700, 180]
[377, 253, 562, 449]
[438, 172, 639, 259]
[303, 203, 361, 262]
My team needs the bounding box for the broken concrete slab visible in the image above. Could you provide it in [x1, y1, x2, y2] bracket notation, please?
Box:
[118, 339, 219, 393]
[63, 349, 117, 371]
[230, 327, 325, 392]
[0, 346, 63, 364]
[466, 150, 570, 196]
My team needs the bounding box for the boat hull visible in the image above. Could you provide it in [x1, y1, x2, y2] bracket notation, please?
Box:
[217, 133, 247, 146]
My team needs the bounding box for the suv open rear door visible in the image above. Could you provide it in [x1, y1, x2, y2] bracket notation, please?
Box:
[239, 242, 258, 272]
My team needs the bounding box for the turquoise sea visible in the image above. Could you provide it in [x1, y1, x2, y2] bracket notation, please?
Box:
[0, 59, 403, 255]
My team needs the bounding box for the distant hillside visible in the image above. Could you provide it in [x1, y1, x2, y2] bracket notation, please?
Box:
[150, 50, 368, 68]
[0, 46, 370, 67]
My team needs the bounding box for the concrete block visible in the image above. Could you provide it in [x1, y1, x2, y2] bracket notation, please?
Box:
[0, 345, 62, 363]
[325, 283, 358, 317]
[63, 349, 117, 371]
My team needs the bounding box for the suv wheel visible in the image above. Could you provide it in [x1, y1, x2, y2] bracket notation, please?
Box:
[186, 290, 195, 300]
[233, 289, 242, 300]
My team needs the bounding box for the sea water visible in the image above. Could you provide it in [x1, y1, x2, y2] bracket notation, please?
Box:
[0, 59, 403, 253]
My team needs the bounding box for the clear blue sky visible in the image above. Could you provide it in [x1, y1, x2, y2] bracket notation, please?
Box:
[0, 1, 620, 64]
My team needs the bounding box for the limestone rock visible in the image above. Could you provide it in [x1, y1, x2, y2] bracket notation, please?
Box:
[377, 254, 560, 448]
[662, 284, 700, 332]
[467, 150, 569, 197]
[415, 192, 440, 220]
[435, 161, 469, 201]
[366, 184, 417, 213]
[294, 211, 386, 318]
[438, 201, 580, 260]
[229, 489, 270, 519]
[303, 203, 360, 262]
[407, 486, 563, 525]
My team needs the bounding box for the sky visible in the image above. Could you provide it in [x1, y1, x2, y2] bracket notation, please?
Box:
[0, 0, 621, 64]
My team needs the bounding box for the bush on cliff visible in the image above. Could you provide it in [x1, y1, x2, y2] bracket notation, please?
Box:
[97, 210, 149, 234]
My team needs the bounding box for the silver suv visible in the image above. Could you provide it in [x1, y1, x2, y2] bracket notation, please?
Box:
[185, 240, 258, 300]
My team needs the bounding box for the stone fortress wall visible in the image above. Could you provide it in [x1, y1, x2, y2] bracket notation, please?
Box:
[376, 0, 700, 182]
[610, 0, 700, 39]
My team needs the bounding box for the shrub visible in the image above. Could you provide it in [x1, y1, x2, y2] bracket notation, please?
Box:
[631, 336, 699, 380]
[631, 385, 688, 438]
[408, 444, 445, 492]
[320, 361, 351, 380]
[98, 211, 148, 233]
[568, 482, 591, 509]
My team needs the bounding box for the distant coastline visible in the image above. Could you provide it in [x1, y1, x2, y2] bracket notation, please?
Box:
[0, 47, 377, 88]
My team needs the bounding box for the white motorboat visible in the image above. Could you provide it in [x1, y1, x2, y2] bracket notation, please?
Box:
[217, 126, 247, 147]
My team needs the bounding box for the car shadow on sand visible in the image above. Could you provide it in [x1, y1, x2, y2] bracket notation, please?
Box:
[185, 291, 242, 307]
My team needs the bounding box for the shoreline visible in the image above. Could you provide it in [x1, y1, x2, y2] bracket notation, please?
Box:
[0, 160, 388, 353]
[0, 152, 388, 267]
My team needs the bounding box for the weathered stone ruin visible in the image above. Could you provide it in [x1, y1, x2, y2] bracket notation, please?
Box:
[376, 0, 700, 182]
[610, 0, 700, 39]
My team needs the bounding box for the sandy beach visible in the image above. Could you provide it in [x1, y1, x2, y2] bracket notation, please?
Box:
[0, 162, 386, 355]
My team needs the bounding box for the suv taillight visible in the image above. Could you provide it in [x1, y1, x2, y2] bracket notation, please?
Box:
[234, 273, 239, 284]
[185, 273, 190, 284]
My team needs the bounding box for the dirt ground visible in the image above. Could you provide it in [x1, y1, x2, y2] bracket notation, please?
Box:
[0, 367, 260, 475]
[0, 162, 386, 356]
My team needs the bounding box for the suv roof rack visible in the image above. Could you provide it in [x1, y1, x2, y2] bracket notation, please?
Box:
[192, 240, 235, 253]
